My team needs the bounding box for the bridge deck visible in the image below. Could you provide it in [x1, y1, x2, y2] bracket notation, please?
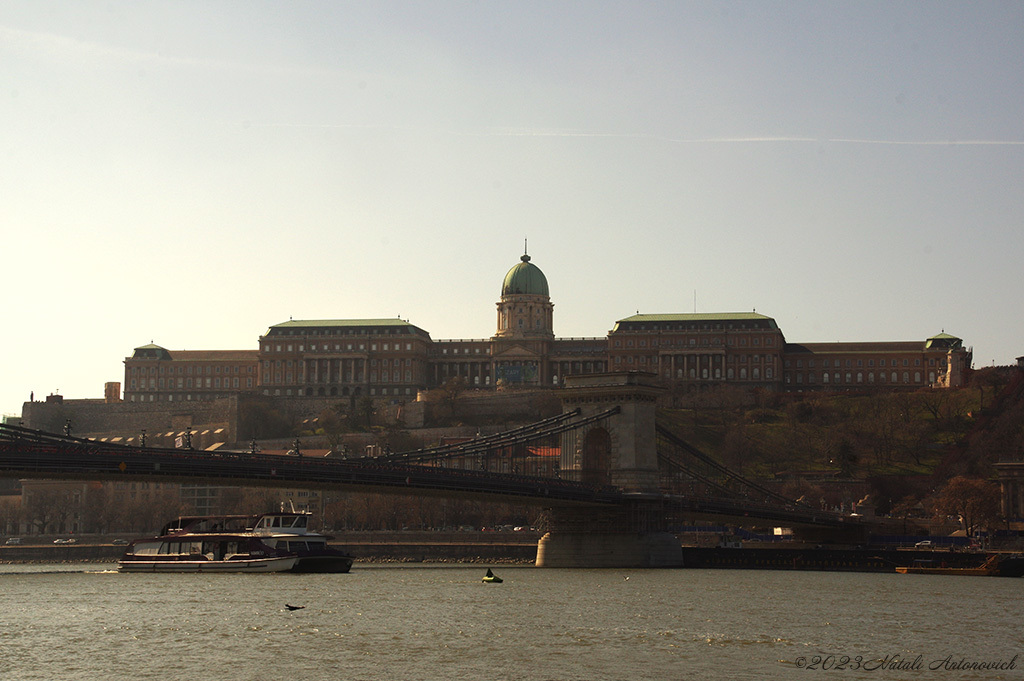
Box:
[0, 423, 858, 528]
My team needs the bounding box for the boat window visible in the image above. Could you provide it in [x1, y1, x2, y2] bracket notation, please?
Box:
[273, 517, 283, 527]
[293, 516, 308, 528]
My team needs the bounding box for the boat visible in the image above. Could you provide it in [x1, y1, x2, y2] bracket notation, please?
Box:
[482, 568, 503, 583]
[895, 555, 1000, 576]
[250, 511, 354, 573]
[118, 512, 353, 574]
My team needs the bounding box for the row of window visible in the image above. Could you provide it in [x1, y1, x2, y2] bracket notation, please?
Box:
[440, 346, 490, 355]
[129, 377, 253, 390]
[664, 367, 774, 380]
[613, 354, 775, 366]
[264, 358, 415, 368]
[263, 387, 415, 397]
[129, 365, 253, 376]
[128, 393, 236, 402]
[614, 336, 775, 348]
[785, 371, 936, 385]
[787, 357, 932, 369]
[262, 341, 414, 353]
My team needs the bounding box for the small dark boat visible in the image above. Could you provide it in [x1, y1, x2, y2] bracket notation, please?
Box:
[482, 568, 503, 583]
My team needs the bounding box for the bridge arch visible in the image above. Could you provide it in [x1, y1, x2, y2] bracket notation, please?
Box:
[579, 426, 612, 486]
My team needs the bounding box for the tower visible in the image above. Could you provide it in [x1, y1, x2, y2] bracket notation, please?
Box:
[491, 249, 554, 386]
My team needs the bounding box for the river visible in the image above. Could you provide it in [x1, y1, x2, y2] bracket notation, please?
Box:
[0, 563, 1020, 681]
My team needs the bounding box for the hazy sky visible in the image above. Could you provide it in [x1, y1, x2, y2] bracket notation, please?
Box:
[3, 1, 1023, 417]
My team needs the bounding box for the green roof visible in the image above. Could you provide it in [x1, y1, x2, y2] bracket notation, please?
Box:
[130, 344, 172, 361]
[502, 254, 549, 297]
[612, 312, 778, 333]
[925, 332, 963, 350]
[616, 312, 775, 323]
[269, 318, 413, 330]
[265, 318, 430, 338]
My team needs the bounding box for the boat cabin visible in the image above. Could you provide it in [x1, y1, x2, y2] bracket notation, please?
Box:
[251, 513, 311, 536]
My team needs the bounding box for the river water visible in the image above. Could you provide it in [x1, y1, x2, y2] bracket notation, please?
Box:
[0, 563, 1021, 681]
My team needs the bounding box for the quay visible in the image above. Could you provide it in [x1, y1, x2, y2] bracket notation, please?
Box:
[5, 534, 1021, 575]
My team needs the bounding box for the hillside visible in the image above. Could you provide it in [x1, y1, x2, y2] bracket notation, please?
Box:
[657, 366, 1023, 514]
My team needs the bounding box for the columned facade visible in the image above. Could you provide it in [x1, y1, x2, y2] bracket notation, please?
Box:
[608, 313, 784, 391]
[257, 319, 432, 399]
[995, 462, 1024, 524]
[123, 252, 973, 404]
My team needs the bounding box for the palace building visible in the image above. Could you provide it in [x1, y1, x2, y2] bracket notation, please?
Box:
[122, 251, 972, 403]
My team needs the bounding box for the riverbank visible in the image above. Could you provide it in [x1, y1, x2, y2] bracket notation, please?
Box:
[6, 535, 1019, 574]
[0, 530, 542, 564]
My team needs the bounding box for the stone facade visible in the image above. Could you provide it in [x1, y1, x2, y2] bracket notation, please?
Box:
[559, 372, 664, 493]
[101, 251, 973, 411]
[21, 396, 237, 449]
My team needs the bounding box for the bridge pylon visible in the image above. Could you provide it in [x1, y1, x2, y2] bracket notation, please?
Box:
[557, 371, 662, 493]
[537, 372, 682, 567]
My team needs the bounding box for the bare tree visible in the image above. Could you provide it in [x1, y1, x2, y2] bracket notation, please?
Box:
[929, 476, 1001, 536]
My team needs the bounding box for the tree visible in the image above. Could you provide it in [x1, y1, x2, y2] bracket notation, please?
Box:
[930, 476, 1001, 536]
[24, 488, 62, 534]
[0, 497, 23, 535]
[890, 495, 921, 535]
[973, 366, 1010, 412]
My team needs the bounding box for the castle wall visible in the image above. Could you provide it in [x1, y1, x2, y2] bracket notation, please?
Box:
[20, 397, 238, 445]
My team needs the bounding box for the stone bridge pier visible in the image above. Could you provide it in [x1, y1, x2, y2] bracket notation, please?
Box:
[536, 372, 683, 567]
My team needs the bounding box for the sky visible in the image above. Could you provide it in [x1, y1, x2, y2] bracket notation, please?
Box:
[2, 1, 1023, 417]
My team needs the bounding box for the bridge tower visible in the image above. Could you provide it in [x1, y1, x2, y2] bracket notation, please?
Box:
[536, 372, 683, 567]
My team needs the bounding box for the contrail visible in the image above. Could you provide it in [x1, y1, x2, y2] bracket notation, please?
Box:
[246, 123, 1024, 147]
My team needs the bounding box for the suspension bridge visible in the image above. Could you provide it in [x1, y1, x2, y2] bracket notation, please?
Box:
[0, 372, 866, 566]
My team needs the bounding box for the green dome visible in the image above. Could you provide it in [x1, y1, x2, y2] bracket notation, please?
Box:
[502, 254, 549, 296]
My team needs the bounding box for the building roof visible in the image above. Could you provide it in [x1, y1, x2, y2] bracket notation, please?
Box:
[785, 341, 932, 354]
[128, 346, 256, 362]
[501, 253, 549, 297]
[130, 344, 172, 361]
[264, 318, 430, 337]
[612, 312, 779, 331]
[925, 332, 963, 350]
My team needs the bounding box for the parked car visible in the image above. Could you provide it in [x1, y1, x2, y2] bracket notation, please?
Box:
[5, 537, 21, 545]
[915, 540, 933, 548]
[53, 538, 77, 544]
[112, 539, 129, 545]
